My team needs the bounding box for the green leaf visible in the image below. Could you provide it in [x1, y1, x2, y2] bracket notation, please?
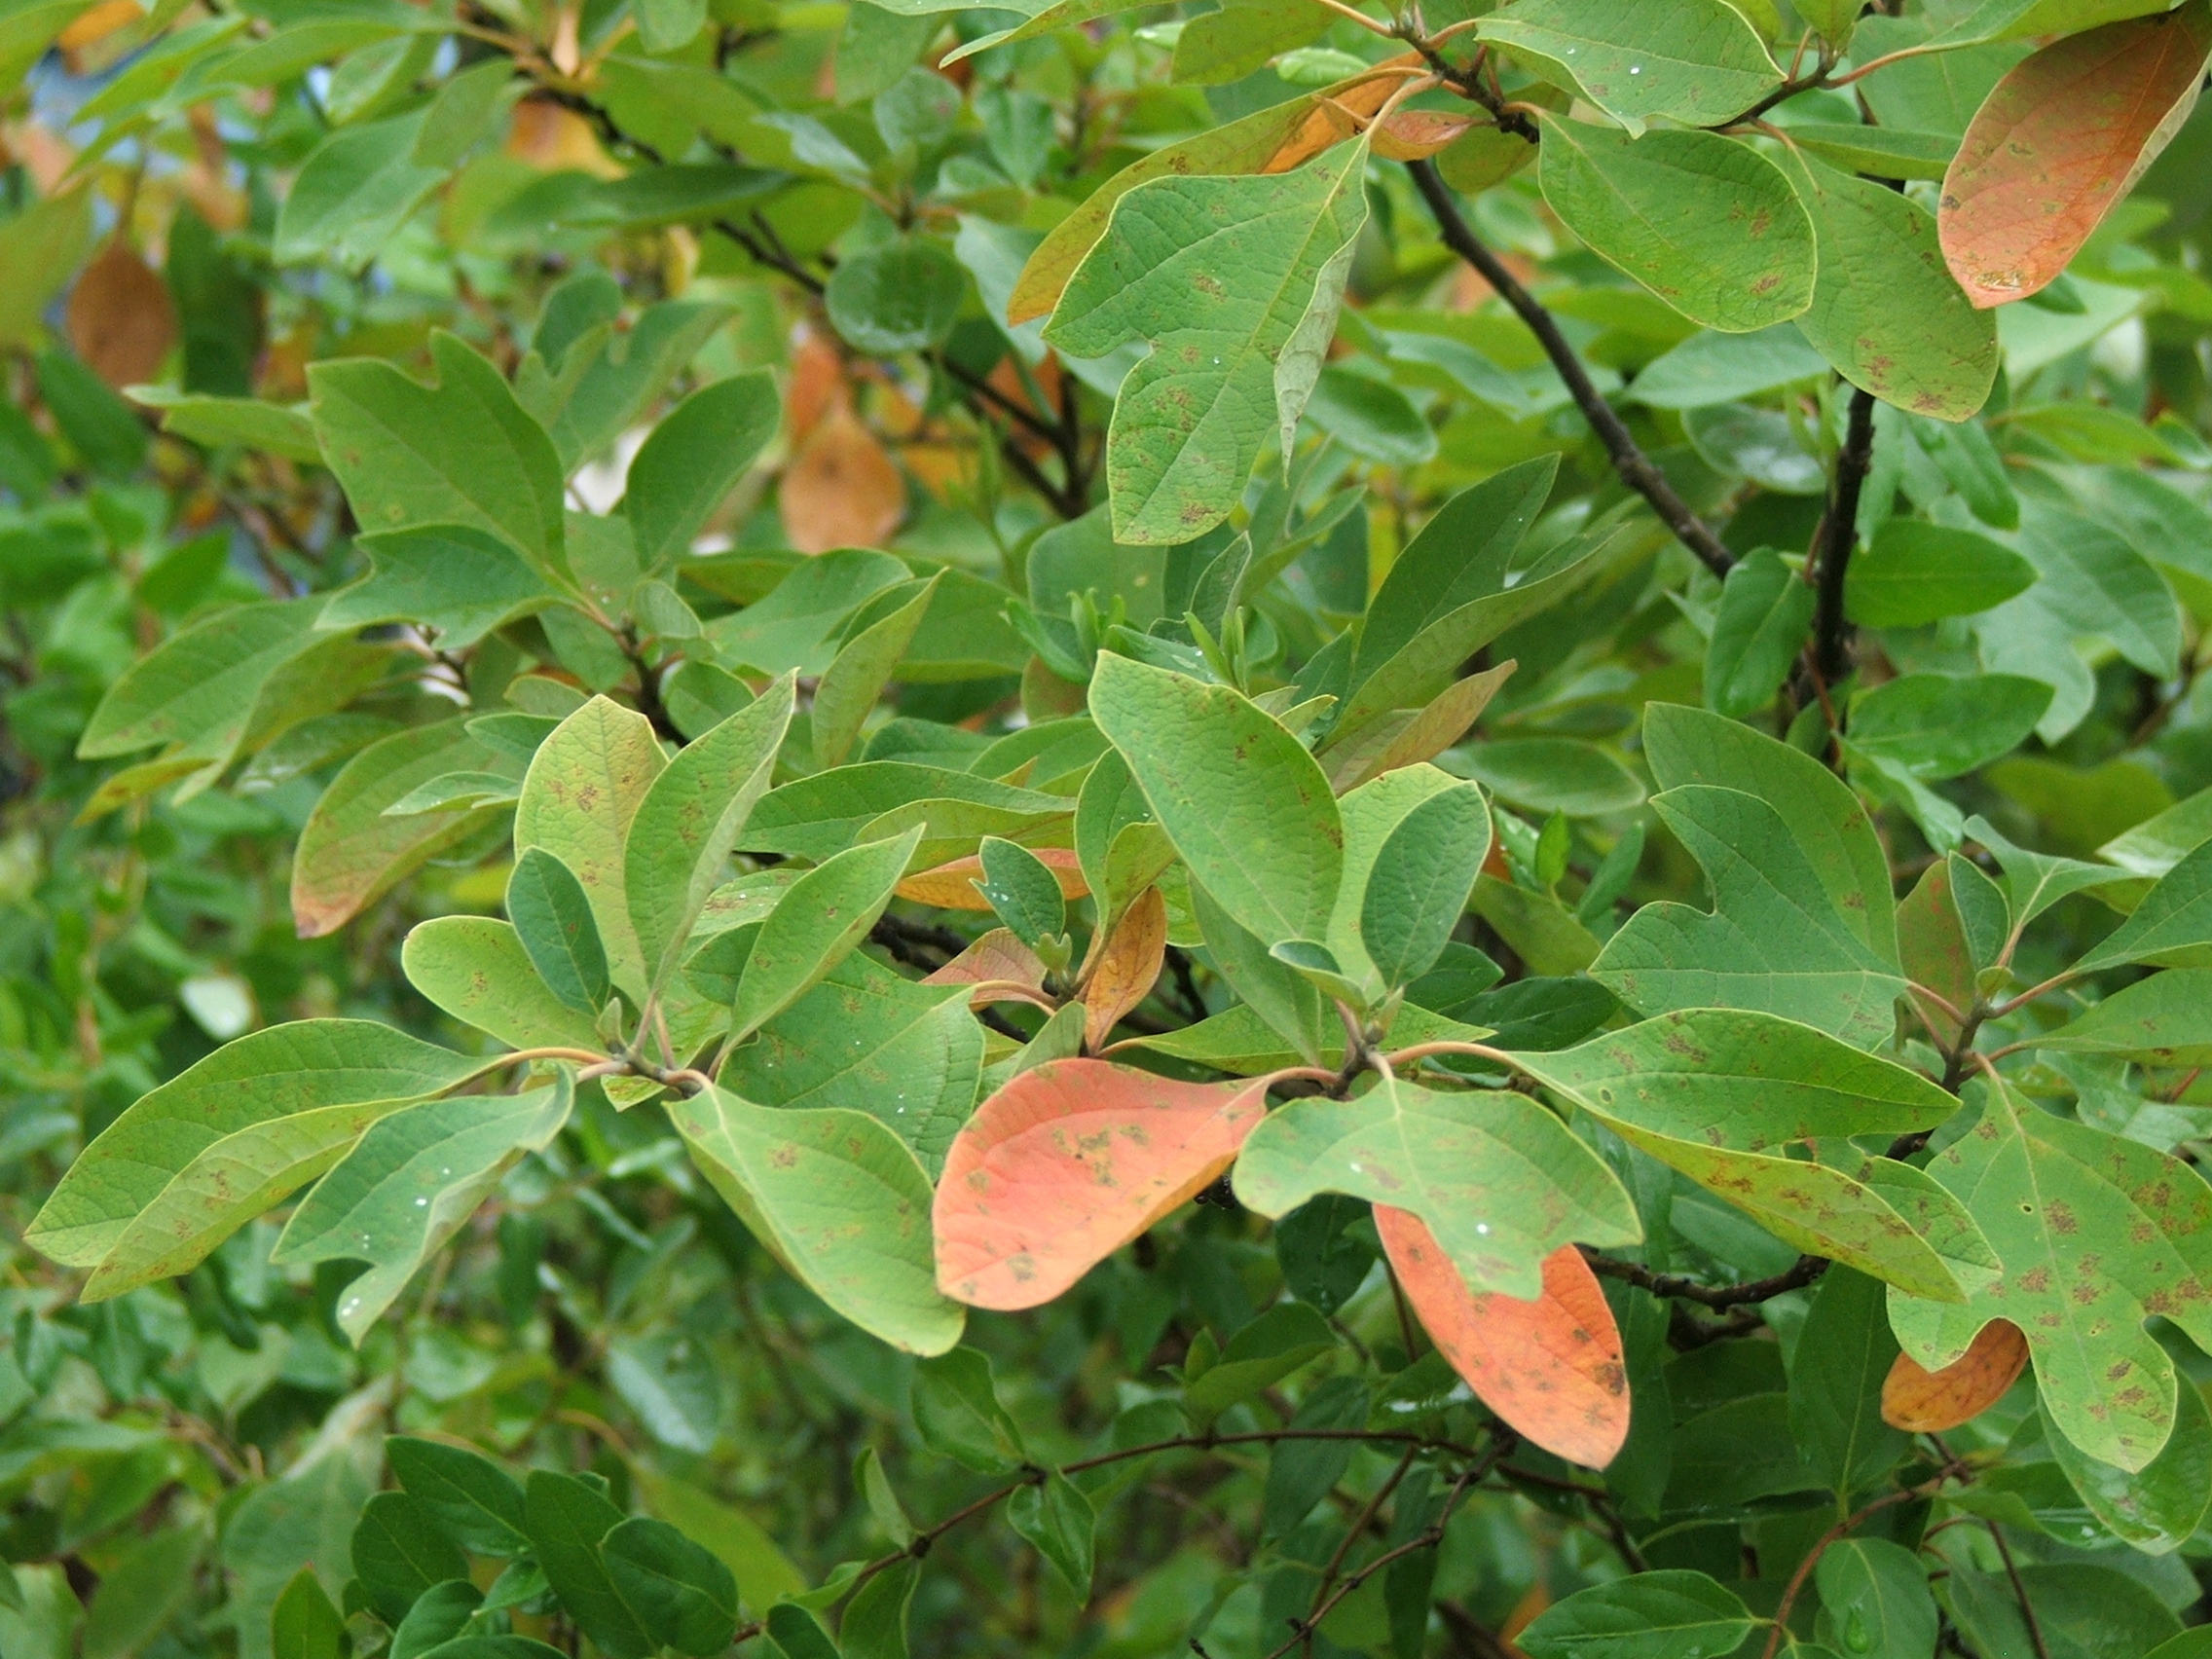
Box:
[523, 1472, 652, 1659]
[319, 525, 555, 649]
[1517, 1010, 1986, 1299]
[669, 1086, 963, 1354]
[1935, 0, 2183, 46]
[273, 1074, 573, 1342]
[274, 111, 443, 268]
[2040, 971, 2212, 1066]
[1705, 549, 1814, 719]
[518, 296, 732, 472]
[1967, 814, 2129, 930]
[517, 696, 666, 1002]
[79, 596, 325, 761]
[1787, 122, 1959, 182]
[840, 1560, 916, 1659]
[1234, 1070, 1641, 1299]
[84, 1527, 203, 1659]
[1089, 653, 1341, 948]
[1336, 472, 1629, 740]
[38, 349, 148, 477]
[310, 331, 567, 583]
[2044, 1379, 2212, 1555]
[974, 835, 1066, 947]
[1516, 1570, 1757, 1659]
[1006, 1471, 1094, 1603]
[624, 681, 796, 989]
[352, 1493, 466, 1625]
[1591, 787, 1908, 1047]
[130, 388, 324, 462]
[1846, 519, 2037, 627]
[293, 719, 517, 938]
[623, 371, 780, 574]
[2078, 839, 2212, 973]
[1173, 0, 1326, 83]
[627, 1470, 806, 1611]
[1779, 150, 1997, 423]
[1536, 118, 1814, 333]
[729, 827, 921, 1043]
[1815, 1541, 1937, 1659]
[602, 1519, 738, 1658]
[402, 917, 606, 1052]
[826, 238, 967, 354]
[507, 851, 609, 1016]
[634, 0, 704, 53]
[1891, 1073, 2212, 1471]
[2015, 504, 2183, 680]
[1788, 1269, 1908, 1500]
[813, 578, 938, 770]
[387, 1438, 531, 1556]
[26, 1019, 475, 1272]
[1181, 1302, 1337, 1423]
[1043, 140, 1369, 544]
[720, 951, 981, 1176]
[743, 759, 1067, 862]
[1478, 0, 1781, 133]
[270, 1568, 345, 1659]
[1358, 780, 1491, 991]
[1847, 674, 2053, 781]
[912, 1347, 1028, 1475]
[390, 1582, 481, 1659]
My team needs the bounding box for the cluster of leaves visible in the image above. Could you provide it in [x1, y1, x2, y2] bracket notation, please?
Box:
[20, 0, 2212, 1657]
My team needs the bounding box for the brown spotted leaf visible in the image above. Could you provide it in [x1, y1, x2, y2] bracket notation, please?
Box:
[1940, 5, 2212, 309]
[923, 928, 1052, 1010]
[1888, 1073, 2212, 1471]
[1882, 1318, 2029, 1433]
[1081, 885, 1166, 1052]
[934, 1060, 1275, 1309]
[1379, 1213, 1630, 1469]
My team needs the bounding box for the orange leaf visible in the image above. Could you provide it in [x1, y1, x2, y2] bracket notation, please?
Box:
[781, 405, 904, 553]
[1083, 886, 1166, 1052]
[1882, 1318, 2029, 1432]
[1940, 7, 2212, 309]
[922, 927, 1051, 1009]
[897, 846, 1088, 910]
[68, 239, 176, 389]
[787, 331, 846, 441]
[58, 0, 139, 51]
[1370, 109, 1479, 163]
[1379, 1210, 1629, 1468]
[935, 1060, 1274, 1309]
[1264, 58, 1414, 173]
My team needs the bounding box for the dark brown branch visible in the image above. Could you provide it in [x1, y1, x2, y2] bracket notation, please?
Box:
[1580, 1247, 1827, 1309]
[711, 214, 827, 295]
[1407, 161, 1736, 579]
[1813, 386, 1877, 683]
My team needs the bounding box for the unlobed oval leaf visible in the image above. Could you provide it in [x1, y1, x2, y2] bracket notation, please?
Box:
[1939, 5, 2212, 308]
[934, 1058, 1278, 1309]
[1881, 1316, 2029, 1432]
[1379, 1215, 1630, 1469]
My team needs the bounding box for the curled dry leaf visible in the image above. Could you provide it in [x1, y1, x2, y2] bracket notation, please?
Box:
[1882, 1317, 2030, 1432]
[781, 405, 904, 553]
[1378, 1210, 1630, 1468]
[1082, 885, 1167, 1052]
[68, 240, 178, 388]
[922, 927, 1051, 1010]
[897, 846, 1088, 910]
[1264, 60, 1410, 173]
[1940, 5, 2212, 308]
[1370, 110, 1480, 163]
[935, 1059, 1275, 1309]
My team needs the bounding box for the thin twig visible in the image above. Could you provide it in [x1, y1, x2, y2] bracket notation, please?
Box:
[1812, 387, 1878, 684]
[1580, 1248, 1828, 1309]
[1406, 161, 1735, 578]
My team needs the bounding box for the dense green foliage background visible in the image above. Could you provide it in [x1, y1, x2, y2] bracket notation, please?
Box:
[17, 2, 2212, 1659]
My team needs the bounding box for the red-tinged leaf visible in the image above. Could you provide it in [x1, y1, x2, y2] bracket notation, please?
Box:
[896, 847, 1088, 910]
[935, 1060, 1275, 1309]
[1082, 886, 1166, 1052]
[1265, 69, 1404, 173]
[1882, 1317, 2030, 1432]
[923, 928, 1051, 1008]
[1378, 1209, 1630, 1468]
[1940, 5, 2212, 309]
